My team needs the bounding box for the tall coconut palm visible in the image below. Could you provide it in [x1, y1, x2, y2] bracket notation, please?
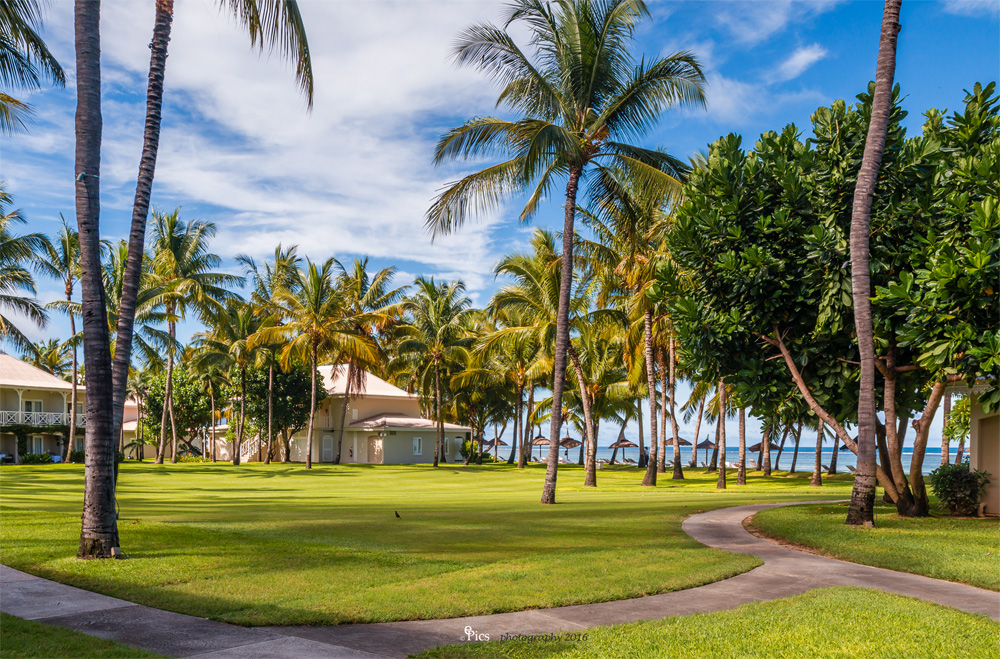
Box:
[109, 0, 314, 465]
[330, 258, 406, 463]
[147, 209, 240, 463]
[0, 185, 49, 353]
[193, 300, 265, 465]
[427, 0, 705, 504]
[393, 278, 473, 467]
[238, 244, 301, 465]
[0, 0, 65, 133]
[74, 0, 118, 559]
[23, 338, 70, 375]
[253, 259, 377, 468]
[37, 218, 82, 457]
[846, 0, 903, 527]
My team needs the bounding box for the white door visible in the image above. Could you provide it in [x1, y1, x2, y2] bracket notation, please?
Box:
[322, 435, 334, 462]
[31, 436, 44, 453]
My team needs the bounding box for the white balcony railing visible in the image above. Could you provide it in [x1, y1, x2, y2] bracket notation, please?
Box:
[0, 411, 86, 427]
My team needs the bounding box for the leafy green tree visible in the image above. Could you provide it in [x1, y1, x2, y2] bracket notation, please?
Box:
[237, 362, 324, 462]
[426, 0, 705, 504]
[142, 367, 212, 457]
[23, 338, 70, 376]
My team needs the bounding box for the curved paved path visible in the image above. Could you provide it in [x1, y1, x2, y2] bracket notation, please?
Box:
[2, 500, 997, 658]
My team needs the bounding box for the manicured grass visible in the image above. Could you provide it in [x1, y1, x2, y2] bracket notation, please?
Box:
[0, 463, 846, 626]
[413, 587, 1000, 659]
[751, 501, 1000, 591]
[0, 613, 164, 658]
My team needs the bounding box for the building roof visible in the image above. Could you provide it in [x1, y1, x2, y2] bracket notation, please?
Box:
[0, 353, 73, 391]
[349, 413, 471, 432]
[317, 365, 417, 399]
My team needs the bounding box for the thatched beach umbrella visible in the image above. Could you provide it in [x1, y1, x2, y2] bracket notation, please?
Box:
[608, 439, 638, 463]
[559, 437, 582, 448]
[747, 441, 780, 453]
[696, 438, 717, 465]
[483, 437, 508, 460]
[530, 434, 549, 460]
[663, 437, 692, 446]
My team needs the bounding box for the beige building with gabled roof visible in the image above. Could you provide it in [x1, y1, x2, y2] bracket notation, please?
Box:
[0, 353, 82, 462]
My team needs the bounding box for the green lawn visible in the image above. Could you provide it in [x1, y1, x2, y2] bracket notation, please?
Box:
[413, 587, 1000, 659]
[0, 463, 846, 626]
[0, 613, 165, 658]
[751, 501, 1000, 590]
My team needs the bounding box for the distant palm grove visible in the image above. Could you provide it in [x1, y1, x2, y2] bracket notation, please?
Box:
[0, 0, 995, 561]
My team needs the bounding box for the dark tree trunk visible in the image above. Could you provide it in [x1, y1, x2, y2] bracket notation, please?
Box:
[433, 362, 441, 467]
[641, 309, 658, 487]
[716, 380, 727, 489]
[210, 389, 217, 462]
[234, 366, 246, 465]
[846, 0, 902, 527]
[334, 364, 353, 464]
[907, 380, 952, 516]
[708, 414, 719, 473]
[111, 0, 174, 444]
[827, 432, 839, 475]
[305, 344, 316, 469]
[156, 338, 172, 464]
[737, 407, 746, 485]
[265, 361, 274, 464]
[790, 423, 801, 474]
[519, 383, 533, 469]
[75, 0, 119, 559]
[569, 346, 597, 487]
[67, 309, 78, 460]
[774, 425, 790, 471]
[542, 164, 582, 505]
[811, 420, 824, 487]
[636, 400, 645, 468]
[955, 436, 966, 464]
[658, 347, 667, 473]
[509, 382, 522, 465]
[168, 327, 179, 463]
[668, 338, 683, 479]
[762, 423, 772, 476]
[689, 394, 704, 468]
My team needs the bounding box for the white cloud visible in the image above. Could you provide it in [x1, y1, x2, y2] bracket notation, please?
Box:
[771, 44, 829, 83]
[941, 0, 1000, 16]
[716, 0, 842, 45]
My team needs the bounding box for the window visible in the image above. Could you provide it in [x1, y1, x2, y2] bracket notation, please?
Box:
[24, 400, 42, 413]
[413, 437, 422, 456]
[31, 436, 43, 454]
[352, 408, 358, 420]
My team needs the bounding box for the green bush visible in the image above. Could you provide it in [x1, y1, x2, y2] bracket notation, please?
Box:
[179, 455, 210, 463]
[69, 449, 85, 463]
[929, 460, 990, 516]
[20, 453, 53, 465]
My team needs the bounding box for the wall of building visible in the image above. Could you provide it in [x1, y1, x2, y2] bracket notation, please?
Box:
[0, 388, 73, 414]
[970, 395, 999, 516]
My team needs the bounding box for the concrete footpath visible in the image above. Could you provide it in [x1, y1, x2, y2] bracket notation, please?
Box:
[2, 500, 998, 658]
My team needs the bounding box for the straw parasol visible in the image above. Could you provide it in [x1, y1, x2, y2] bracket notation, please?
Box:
[608, 438, 638, 463]
[696, 438, 717, 465]
[663, 437, 692, 447]
[559, 437, 582, 449]
[747, 441, 780, 453]
[482, 438, 508, 448]
[530, 434, 549, 460]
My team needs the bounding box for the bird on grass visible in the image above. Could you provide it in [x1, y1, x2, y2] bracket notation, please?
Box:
[395, 511, 401, 519]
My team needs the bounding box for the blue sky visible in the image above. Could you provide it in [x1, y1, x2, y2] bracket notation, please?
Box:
[4, 0, 998, 447]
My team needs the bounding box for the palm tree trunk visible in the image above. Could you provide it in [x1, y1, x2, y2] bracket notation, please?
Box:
[636, 400, 645, 467]
[668, 337, 683, 479]
[335, 364, 353, 464]
[75, 0, 119, 559]
[762, 423, 772, 476]
[166, 319, 178, 462]
[775, 424, 790, 470]
[846, 0, 902, 527]
[658, 347, 668, 474]
[737, 407, 746, 485]
[168, 377, 179, 462]
[689, 395, 705, 467]
[811, 420, 824, 487]
[955, 435, 966, 464]
[519, 383, 533, 469]
[433, 362, 441, 468]
[508, 382, 522, 465]
[790, 423, 801, 474]
[716, 380, 727, 489]
[541, 164, 582, 505]
[306, 344, 316, 469]
[210, 388, 217, 462]
[235, 366, 246, 465]
[110, 0, 174, 445]
[67, 312, 78, 460]
[265, 361, 274, 464]
[641, 309, 658, 487]
[941, 393, 951, 465]
[476, 426, 485, 465]
[827, 433, 839, 474]
[568, 345, 596, 488]
[156, 340, 172, 464]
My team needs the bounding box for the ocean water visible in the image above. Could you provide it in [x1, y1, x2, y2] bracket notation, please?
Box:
[503, 446, 959, 476]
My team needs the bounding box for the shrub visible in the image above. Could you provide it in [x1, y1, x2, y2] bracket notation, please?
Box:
[179, 455, 210, 463]
[19, 453, 53, 465]
[929, 460, 990, 516]
[69, 449, 85, 463]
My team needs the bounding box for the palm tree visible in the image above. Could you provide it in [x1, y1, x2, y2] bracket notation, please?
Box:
[0, 185, 49, 353]
[426, 0, 705, 504]
[193, 300, 264, 465]
[109, 0, 314, 471]
[238, 244, 301, 465]
[147, 209, 240, 463]
[253, 259, 377, 468]
[0, 0, 64, 133]
[37, 218, 82, 457]
[74, 0, 119, 559]
[331, 258, 406, 463]
[23, 338, 70, 375]
[846, 0, 903, 527]
[393, 278, 473, 467]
